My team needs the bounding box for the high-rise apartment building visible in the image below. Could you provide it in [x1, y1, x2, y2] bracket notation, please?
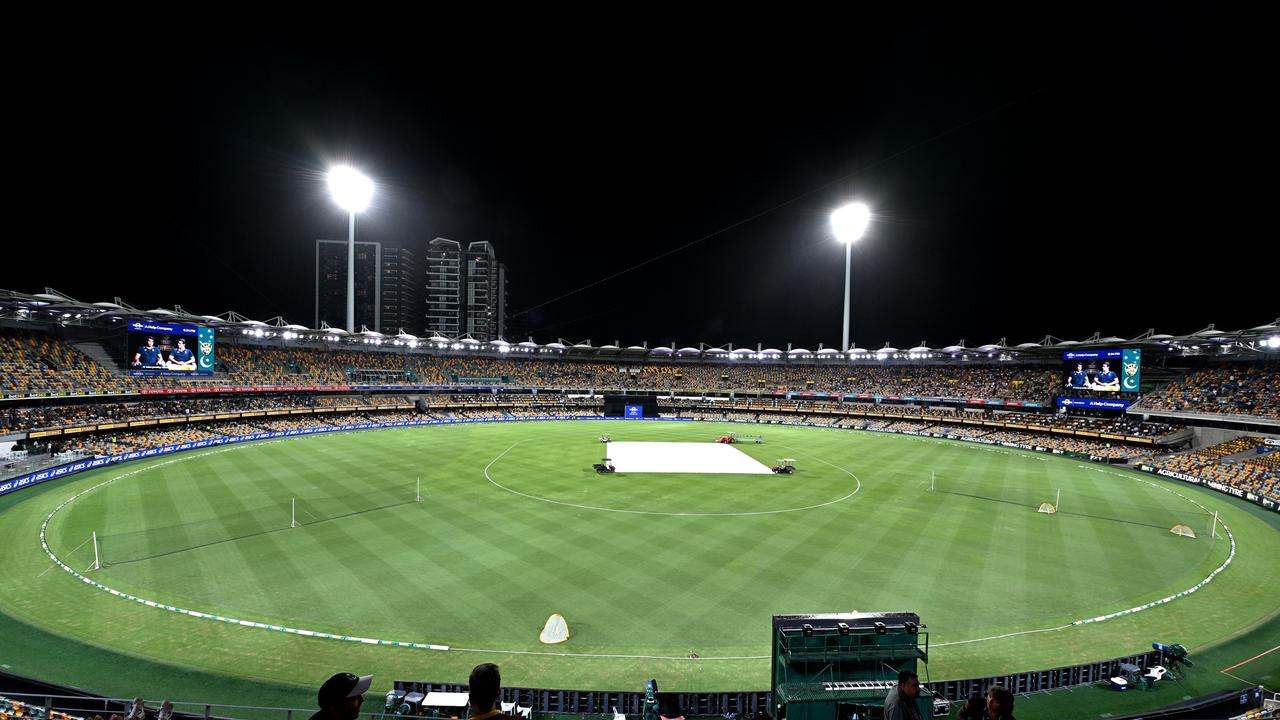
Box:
[424, 238, 507, 341]
[315, 239, 381, 332]
[425, 238, 463, 337]
[380, 246, 420, 336]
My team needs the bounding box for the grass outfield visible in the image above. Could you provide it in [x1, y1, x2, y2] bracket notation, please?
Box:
[0, 420, 1276, 713]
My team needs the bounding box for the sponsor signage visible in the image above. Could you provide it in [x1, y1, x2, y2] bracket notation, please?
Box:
[1266, 438, 1280, 447]
[0, 416, 695, 497]
[1056, 397, 1130, 410]
[1205, 479, 1246, 498]
[1152, 467, 1202, 484]
[1064, 349, 1123, 360]
[1137, 465, 1275, 510]
[7, 416, 1274, 513]
[139, 385, 355, 395]
[127, 321, 199, 336]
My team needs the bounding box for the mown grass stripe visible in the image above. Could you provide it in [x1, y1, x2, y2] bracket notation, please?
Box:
[0, 417, 1259, 691]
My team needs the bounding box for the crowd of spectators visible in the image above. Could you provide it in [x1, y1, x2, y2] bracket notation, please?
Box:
[674, 400, 1176, 439]
[1, 696, 85, 720]
[1137, 362, 1280, 418]
[3, 389, 1182, 455]
[1, 394, 412, 434]
[7, 329, 1280, 429]
[27, 396, 1273, 496]
[382, 356, 1067, 400]
[2, 328, 1070, 401]
[673, 409, 1152, 459]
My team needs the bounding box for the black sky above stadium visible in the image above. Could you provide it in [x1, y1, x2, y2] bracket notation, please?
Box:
[11, 8, 1275, 350]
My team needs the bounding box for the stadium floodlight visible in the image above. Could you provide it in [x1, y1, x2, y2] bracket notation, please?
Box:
[327, 165, 373, 213]
[831, 202, 871, 245]
[1267, 336, 1280, 349]
[830, 202, 872, 354]
[327, 165, 374, 334]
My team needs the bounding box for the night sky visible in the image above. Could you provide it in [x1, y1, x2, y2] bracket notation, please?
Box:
[11, 9, 1275, 350]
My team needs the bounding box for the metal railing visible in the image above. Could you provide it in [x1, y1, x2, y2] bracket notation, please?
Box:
[1, 451, 92, 481]
[0, 693, 317, 720]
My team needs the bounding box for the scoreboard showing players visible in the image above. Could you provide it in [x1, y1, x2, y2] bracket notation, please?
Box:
[125, 321, 215, 376]
[1062, 348, 1141, 393]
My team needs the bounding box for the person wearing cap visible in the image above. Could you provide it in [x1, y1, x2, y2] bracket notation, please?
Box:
[310, 672, 373, 720]
[467, 664, 517, 720]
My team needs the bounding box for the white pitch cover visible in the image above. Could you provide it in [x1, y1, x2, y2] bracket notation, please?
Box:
[605, 441, 774, 474]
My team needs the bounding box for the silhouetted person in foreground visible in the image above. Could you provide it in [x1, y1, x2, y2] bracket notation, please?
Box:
[986, 686, 1015, 720]
[955, 692, 984, 720]
[310, 672, 372, 720]
[468, 663, 518, 720]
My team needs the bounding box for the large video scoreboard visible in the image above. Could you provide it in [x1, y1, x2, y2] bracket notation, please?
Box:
[125, 321, 215, 377]
[1062, 348, 1141, 393]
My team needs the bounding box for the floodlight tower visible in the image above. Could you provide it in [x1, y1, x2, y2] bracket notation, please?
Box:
[830, 202, 871, 353]
[327, 165, 374, 334]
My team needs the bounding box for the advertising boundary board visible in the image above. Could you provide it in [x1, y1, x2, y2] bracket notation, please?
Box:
[5, 417, 1257, 692]
[2, 416, 1273, 513]
[0, 416, 691, 497]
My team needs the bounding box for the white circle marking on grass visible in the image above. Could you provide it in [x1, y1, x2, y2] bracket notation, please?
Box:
[28, 422, 1240, 662]
[482, 440, 862, 517]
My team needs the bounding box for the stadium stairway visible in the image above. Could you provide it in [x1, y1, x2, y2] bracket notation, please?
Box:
[71, 342, 124, 376]
[1152, 427, 1193, 445]
[1217, 445, 1270, 464]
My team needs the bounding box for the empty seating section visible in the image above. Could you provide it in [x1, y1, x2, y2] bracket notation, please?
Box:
[1243, 451, 1280, 472]
[1139, 363, 1280, 418]
[1150, 437, 1279, 502]
[1241, 452, 1280, 500]
[0, 330, 121, 394]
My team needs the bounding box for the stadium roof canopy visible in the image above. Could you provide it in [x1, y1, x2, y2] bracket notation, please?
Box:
[1, 288, 1277, 363]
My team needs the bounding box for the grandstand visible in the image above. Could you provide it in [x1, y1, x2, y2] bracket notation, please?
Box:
[1, 300, 1278, 720]
[1137, 363, 1280, 418]
[2, 307, 1278, 504]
